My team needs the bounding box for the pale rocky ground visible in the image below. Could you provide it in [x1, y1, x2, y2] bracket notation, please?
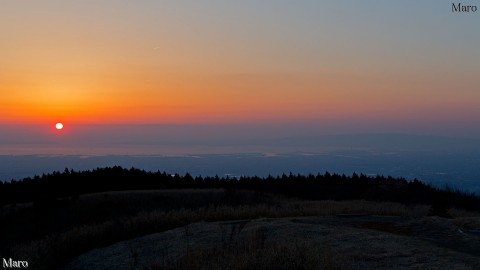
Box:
[65, 215, 480, 270]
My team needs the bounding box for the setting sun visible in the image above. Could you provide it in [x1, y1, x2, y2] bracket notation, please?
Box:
[55, 123, 64, 130]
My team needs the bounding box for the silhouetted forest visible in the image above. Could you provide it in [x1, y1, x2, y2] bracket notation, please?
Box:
[1, 166, 479, 211]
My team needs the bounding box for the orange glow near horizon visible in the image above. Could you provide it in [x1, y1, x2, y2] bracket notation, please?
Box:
[3, 70, 478, 126]
[1, 1, 479, 130]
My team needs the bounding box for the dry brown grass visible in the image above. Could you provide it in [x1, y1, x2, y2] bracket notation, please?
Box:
[8, 189, 479, 270]
[147, 236, 348, 270]
[66, 214, 480, 270]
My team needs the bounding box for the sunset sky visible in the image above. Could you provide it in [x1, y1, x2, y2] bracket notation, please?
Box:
[1, 1, 480, 154]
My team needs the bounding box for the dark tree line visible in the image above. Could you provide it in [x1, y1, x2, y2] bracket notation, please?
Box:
[1, 166, 479, 211]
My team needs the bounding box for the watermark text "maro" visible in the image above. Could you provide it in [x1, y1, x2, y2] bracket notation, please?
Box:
[452, 2, 478, 12]
[2, 258, 28, 269]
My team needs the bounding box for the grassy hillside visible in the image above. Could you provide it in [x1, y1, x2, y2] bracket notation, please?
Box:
[1, 167, 480, 269]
